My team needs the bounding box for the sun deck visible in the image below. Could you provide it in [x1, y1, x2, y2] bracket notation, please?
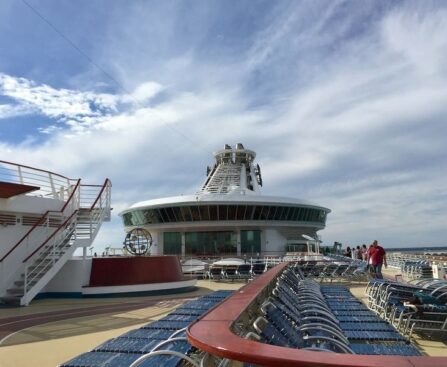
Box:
[0, 266, 446, 367]
[188, 263, 447, 366]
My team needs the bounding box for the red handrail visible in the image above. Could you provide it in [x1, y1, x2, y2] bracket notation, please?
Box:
[22, 179, 111, 263]
[88, 179, 111, 210]
[22, 210, 78, 263]
[0, 179, 81, 262]
[187, 263, 447, 367]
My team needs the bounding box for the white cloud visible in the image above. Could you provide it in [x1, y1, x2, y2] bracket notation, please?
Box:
[122, 81, 164, 103]
[0, 103, 32, 119]
[1, 2, 447, 251]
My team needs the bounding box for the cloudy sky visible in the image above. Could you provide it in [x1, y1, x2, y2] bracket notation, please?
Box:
[1, 0, 446, 251]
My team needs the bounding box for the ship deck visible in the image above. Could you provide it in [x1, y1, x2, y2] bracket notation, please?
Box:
[0, 273, 446, 367]
[0, 280, 241, 367]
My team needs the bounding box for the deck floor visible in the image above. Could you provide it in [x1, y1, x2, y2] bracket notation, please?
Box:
[0, 280, 243, 367]
[1, 276, 446, 367]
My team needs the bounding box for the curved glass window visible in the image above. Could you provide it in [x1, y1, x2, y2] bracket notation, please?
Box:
[164, 232, 181, 255]
[241, 230, 261, 254]
[185, 231, 236, 255]
[122, 204, 328, 227]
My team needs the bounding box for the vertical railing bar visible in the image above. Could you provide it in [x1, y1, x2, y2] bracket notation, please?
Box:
[18, 166, 24, 184]
[49, 172, 56, 198]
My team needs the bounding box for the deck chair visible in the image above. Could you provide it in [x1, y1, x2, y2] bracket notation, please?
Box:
[236, 264, 252, 279]
[208, 266, 224, 280]
[223, 265, 238, 280]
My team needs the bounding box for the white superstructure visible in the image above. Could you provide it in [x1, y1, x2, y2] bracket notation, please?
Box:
[0, 160, 111, 305]
[120, 144, 331, 257]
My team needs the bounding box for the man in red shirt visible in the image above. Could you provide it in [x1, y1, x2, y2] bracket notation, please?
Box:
[367, 240, 387, 279]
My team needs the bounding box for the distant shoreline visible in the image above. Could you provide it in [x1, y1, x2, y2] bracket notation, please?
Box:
[387, 246, 447, 253]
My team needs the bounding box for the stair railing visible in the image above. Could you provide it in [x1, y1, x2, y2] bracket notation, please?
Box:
[19, 179, 111, 304]
[0, 180, 81, 298]
[22, 210, 79, 301]
[78, 179, 112, 241]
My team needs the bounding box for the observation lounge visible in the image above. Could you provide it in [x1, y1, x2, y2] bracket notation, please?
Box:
[120, 144, 331, 257]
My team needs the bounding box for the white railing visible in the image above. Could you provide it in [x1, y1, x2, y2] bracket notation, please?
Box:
[77, 180, 112, 240]
[19, 179, 111, 305]
[0, 159, 112, 305]
[21, 210, 79, 303]
[0, 160, 72, 199]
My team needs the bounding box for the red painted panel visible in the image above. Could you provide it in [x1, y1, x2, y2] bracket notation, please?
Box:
[187, 262, 447, 367]
[89, 256, 184, 286]
[0, 181, 39, 198]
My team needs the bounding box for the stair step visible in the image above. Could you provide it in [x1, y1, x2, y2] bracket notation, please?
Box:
[0, 296, 21, 306]
[1, 206, 109, 306]
[28, 265, 50, 271]
[7, 287, 24, 296]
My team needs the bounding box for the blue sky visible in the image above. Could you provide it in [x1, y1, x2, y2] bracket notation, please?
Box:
[1, 0, 446, 251]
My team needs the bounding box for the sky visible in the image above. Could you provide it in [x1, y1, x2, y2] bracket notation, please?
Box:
[0, 0, 446, 251]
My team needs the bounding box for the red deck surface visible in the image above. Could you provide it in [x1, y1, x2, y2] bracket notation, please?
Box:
[0, 181, 40, 198]
[187, 263, 447, 367]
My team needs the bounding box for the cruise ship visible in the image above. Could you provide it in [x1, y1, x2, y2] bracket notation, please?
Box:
[1, 147, 446, 367]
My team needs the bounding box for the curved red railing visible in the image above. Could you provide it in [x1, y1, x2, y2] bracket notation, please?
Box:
[187, 263, 447, 367]
[0, 179, 81, 263]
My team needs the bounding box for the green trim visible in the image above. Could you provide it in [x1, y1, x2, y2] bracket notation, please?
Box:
[35, 292, 83, 299]
[83, 286, 197, 298]
[35, 287, 197, 300]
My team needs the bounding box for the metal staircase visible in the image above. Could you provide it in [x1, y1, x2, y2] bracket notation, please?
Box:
[0, 172, 111, 306]
[197, 144, 260, 195]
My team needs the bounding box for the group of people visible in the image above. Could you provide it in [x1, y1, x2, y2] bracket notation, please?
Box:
[343, 240, 387, 278]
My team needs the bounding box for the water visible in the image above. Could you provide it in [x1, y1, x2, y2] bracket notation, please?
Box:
[387, 246, 447, 254]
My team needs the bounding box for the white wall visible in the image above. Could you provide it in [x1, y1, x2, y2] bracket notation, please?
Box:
[0, 225, 29, 258]
[152, 231, 161, 255]
[0, 196, 65, 257]
[0, 196, 64, 214]
[264, 229, 287, 255]
[43, 258, 92, 293]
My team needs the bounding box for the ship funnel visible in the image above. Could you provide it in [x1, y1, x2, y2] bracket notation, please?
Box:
[235, 143, 244, 150]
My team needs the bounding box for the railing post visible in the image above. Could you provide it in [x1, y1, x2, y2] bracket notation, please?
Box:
[0, 263, 3, 292]
[24, 265, 28, 301]
[90, 214, 93, 239]
[18, 166, 24, 184]
[49, 172, 56, 198]
[46, 216, 50, 241]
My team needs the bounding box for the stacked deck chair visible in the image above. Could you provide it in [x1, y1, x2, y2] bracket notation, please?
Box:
[249, 267, 354, 353]
[366, 279, 447, 339]
[297, 260, 367, 283]
[59, 290, 233, 367]
[249, 266, 421, 356]
[320, 284, 420, 356]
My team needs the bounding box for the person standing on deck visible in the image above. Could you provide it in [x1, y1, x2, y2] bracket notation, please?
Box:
[361, 244, 368, 261]
[355, 246, 362, 260]
[352, 246, 359, 259]
[367, 240, 387, 278]
[344, 246, 352, 258]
